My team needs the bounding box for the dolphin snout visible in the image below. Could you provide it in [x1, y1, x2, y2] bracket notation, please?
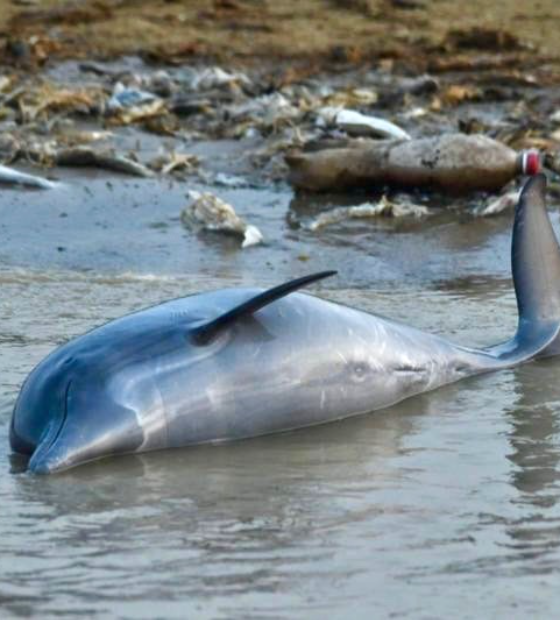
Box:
[25, 383, 72, 474]
[26, 429, 69, 474]
[28, 450, 62, 475]
[27, 443, 78, 475]
[27, 426, 97, 475]
[25, 387, 145, 475]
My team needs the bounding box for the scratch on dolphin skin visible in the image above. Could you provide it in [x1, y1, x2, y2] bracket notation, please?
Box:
[336, 350, 349, 365]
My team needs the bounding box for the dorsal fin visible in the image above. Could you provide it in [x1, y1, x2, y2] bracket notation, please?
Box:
[191, 271, 337, 345]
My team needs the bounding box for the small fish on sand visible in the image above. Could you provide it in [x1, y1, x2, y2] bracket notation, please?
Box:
[0, 164, 57, 189]
[53, 147, 154, 178]
[318, 107, 411, 140]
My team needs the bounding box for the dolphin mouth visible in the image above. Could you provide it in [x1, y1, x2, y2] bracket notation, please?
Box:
[27, 381, 72, 475]
[9, 416, 36, 455]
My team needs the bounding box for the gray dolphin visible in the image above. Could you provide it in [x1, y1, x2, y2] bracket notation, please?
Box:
[10, 174, 560, 474]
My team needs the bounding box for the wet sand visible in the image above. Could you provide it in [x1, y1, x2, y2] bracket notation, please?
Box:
[0, 171, 536, 285]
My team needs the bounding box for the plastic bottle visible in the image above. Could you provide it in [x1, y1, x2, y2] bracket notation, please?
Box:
[286, 133, 540, 193]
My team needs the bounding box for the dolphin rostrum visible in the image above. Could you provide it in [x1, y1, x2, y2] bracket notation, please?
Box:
[10, 174, 560, 474]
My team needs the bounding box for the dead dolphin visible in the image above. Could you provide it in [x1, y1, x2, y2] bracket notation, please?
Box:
[10, 175, 560, 474]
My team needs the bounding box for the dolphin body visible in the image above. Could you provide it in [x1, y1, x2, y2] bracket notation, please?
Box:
[10, 175, 560, 474]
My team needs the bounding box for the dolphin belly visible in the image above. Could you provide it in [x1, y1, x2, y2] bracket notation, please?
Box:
[145, 293, 470, 446]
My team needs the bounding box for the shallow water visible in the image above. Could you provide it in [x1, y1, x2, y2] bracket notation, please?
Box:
[2, 178, 560, 619]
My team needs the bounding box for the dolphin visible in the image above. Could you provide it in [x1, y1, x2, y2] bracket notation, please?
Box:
[10, 174, 560, 474]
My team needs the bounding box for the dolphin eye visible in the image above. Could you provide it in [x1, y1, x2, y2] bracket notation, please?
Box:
[352, 361, 369, 381]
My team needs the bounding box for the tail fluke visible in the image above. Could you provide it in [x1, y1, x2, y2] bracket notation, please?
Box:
[512, 174, 560, 325]
[474, 174, 560, 367]
[511, 174, 560, 358]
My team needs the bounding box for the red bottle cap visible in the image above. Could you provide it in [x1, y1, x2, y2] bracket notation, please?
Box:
[521, 150, 541, 176]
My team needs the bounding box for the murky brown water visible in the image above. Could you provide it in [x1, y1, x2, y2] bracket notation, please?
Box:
[2, 177, 560, 619]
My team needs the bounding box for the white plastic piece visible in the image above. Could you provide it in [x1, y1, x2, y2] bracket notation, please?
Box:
[242, 225, 264, 248]
[182, 191, 263, 249]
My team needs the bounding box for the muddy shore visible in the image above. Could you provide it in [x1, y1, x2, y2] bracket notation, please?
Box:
[1, 1, 560, 206]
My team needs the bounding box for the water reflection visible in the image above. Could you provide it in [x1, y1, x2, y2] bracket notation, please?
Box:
[1, 393, 435, 617]
[504, 361, 560, 560]
[508, 362, 560, 502]
[10, 397, 425, 517]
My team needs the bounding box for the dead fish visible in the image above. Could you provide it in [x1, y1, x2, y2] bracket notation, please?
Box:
[0, 164, 56, 189]
[318, 107, 411, 140]
[181, 191, 263, 248]
[306, 196, 430, 231]
[53, 147, 154, 178]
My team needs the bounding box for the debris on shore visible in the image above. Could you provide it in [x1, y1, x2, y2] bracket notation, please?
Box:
[0, 32, 556, 209]
[474, 190, 520, 217]
[0, 39, 555, 195]
[181, 191, 263, 248]
[105, 83, 166, 126]
[149, 152, 200, 177]
[0, 0, 559, 235]
[306, 196, 430, 231]
[286, 134, 539, 193]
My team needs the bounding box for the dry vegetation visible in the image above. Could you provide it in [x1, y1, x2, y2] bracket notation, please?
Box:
[0, 0, 559, 71]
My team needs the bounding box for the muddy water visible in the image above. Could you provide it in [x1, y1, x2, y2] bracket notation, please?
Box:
[2, 179, 560, 619]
